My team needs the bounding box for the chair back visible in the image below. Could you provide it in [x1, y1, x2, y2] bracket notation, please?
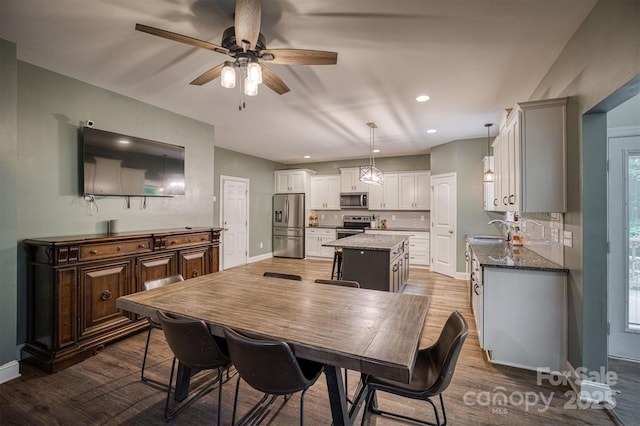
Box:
[428, 311, 468, 395]
[314, 279, 360, 288]
[143, 275, 184, 291]
[263, 272, 302, 281]
[156, 311, 229, 370]
[223, 327, 320, 395]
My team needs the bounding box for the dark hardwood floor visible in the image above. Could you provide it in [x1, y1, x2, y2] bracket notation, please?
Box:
[608, 357, 640, 426]
[1, 258, 615, 425]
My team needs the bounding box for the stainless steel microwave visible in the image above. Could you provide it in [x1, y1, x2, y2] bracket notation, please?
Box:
[340, 193, 368, 209]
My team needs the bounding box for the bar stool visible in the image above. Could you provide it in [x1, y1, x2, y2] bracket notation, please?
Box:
[331, 249, 343, 279]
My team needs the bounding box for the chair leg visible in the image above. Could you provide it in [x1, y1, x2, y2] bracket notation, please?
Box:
[363, 386, 446, 426]
[299, 387, 310, 426]
[140, 326, 153, 382]
[164, 362, 225, 422]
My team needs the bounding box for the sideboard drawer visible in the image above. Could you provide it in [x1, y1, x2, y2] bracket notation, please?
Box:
[79, 238, 153, 261]
[165, 232, 211, 248]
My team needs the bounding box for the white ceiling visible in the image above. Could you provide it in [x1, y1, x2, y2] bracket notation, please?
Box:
[0, 0, 597, 164]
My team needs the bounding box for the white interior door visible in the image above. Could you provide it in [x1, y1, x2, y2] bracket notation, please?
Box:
[608, 133, 640, 360]
[221, 176, 249, 270]
[430, 173, 457, 277]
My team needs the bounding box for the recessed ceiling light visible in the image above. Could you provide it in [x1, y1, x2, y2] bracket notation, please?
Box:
[373, 149, 380, 153]
[303, 155, 311, 159]
[426, 129, 437, 134]
[416, 95, 430, 102]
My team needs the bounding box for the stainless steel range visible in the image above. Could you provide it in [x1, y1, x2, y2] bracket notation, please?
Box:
[336, 215, 372, 239]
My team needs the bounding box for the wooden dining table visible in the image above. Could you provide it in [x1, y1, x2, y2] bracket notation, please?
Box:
[116, 271, 430, 425]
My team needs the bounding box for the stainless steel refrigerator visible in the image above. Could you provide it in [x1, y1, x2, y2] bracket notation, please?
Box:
[272, 193, 305, 258]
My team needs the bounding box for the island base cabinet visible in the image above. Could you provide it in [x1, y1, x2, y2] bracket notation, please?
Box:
[483, 268, 567, 372]
[341, 243, 407, 292]
[22, 227, 221, 373]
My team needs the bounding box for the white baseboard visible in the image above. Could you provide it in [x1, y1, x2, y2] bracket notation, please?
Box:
[565, 361, 615, 406]
[454, 272, 469, 281]
[0, 360, 21, 384]
[248, 252, 273, 263]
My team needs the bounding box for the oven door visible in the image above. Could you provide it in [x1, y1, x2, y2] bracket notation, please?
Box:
[336, 228, 365, 239]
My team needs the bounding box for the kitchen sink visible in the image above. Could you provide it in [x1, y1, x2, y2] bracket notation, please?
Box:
[467, 235, 505, 244]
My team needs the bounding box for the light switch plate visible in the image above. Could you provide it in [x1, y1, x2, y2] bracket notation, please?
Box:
[563, 230, 573, 247]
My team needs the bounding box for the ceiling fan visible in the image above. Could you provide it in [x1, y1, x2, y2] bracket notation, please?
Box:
[135, 0, 338, 101]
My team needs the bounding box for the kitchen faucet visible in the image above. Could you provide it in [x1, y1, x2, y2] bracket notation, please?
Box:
[488, 219, 510, 240]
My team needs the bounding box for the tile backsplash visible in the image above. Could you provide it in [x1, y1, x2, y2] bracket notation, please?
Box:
[311, 209, 430, 230]
[519, 212, 564, 266]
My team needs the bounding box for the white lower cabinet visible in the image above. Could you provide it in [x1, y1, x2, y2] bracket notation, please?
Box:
[365, 230, 429, 267]
[305, 228, 337, 259]
[481, 267, 567, 372]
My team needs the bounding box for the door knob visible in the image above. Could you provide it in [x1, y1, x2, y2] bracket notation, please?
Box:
[449, 230, 454, 234]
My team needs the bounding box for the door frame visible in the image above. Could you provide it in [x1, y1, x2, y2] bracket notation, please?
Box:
[607, 125, 640, 360]
[219, 175, 250, 271]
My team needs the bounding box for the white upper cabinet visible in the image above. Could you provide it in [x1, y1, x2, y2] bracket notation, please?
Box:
[493, 97, 567, 212]
[275, 169, 315, 193]
[368, 173, 399, 210]
[310, 175, 340, 210]
[398, 171, 431, 210]
[340, 168, 369, 193]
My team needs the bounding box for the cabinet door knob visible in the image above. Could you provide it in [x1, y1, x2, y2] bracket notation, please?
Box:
[100, 290, 112, 301]
[90, 249, 98, 255]
[138, 244, 145, 249]
[192, 270, 199, 278]
[170, 240, 177, 245]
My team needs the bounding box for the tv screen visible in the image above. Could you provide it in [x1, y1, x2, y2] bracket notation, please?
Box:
[81, 127, 185, 197]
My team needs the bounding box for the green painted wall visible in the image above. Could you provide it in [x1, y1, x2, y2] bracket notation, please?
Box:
[528, 0, 640, 374]
[431, 138, 500, 273]
[10, 60, 216, 347]
[0, 39, 18, 366]
[213, 147, 284, 257]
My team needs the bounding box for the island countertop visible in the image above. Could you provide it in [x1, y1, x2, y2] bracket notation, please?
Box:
[323, 233, 409, 251]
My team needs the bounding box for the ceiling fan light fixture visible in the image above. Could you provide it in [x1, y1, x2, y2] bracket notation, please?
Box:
[247, 58, 262, 85]
[244, 77, 258, 96]
[221, 62, 236, 89]
[360, 122, 384, 186]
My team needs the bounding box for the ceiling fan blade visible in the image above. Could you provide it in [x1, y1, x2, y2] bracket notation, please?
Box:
[135, 23, 229, 55]
[234, 0, 261, 49]
[261, 49, 338, 65]
[260, 64, 290, 95]
[190, 63, 225, 86]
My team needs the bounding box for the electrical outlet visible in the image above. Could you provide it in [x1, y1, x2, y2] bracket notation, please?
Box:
[506, 211, 515, 222]
[321, 214, 325, 219]
[259, 242, 263, 249]
[550, 228, 559, 242]
[563, 231, 573, 247]
[420, 215, 425, 221]
[391, 215, 396, 221]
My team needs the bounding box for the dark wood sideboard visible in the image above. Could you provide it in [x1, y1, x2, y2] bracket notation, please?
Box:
[22, 227, 222, 373]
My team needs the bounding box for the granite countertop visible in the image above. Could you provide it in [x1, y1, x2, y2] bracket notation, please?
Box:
[468, 240, 568, 273]
[367, 227, 429, 233]
[322, 233, 409, 251]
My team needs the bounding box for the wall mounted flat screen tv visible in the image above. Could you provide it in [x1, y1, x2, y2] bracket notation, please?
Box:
[81, 127, 185, 197]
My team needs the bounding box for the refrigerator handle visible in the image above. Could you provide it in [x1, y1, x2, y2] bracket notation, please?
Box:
[284, 198, 289, 224]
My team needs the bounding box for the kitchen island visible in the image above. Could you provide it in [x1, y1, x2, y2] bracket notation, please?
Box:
[323, 233, 409, 292]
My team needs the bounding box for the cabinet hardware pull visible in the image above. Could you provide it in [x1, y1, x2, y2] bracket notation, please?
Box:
[503, 196, 508, 205]
[509, 195, 515, 204]
[170, 240, 177, 245]
[100, 290, 112, 301]
[494, 198, 498, 206]
[192, 270, 199, 278]
[116, 246, 121, 252]
[90, 249, 98, 255]
[138, 244, 145, 249]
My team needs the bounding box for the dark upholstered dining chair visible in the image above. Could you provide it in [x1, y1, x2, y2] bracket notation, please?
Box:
[156, 310, 231, 423]
[360, 311, 469, 426]
[140, 275, 184, 386]
[223, 327, 323, 426]
[263, 271, 302, 281]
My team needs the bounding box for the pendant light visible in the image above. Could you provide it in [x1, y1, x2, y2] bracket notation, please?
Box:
[359, 122, 384, 185]
[483, 123, 495, 183]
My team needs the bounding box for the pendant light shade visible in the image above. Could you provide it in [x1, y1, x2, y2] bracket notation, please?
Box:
[483, 123, 495, 183]
[247, 58, 262, 85]
[359, 122, 383, 185]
